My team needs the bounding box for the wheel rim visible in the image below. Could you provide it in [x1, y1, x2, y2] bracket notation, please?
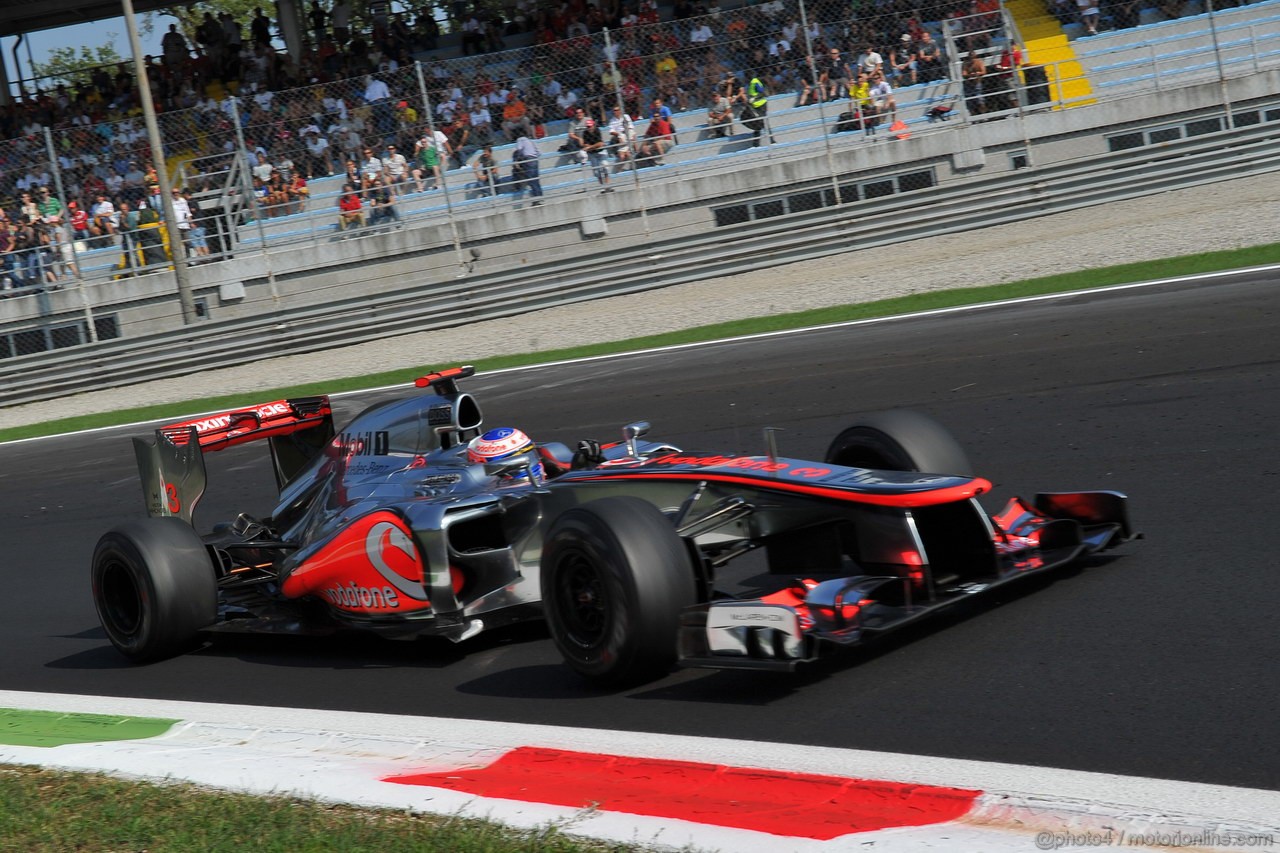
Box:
[553, 549, 609, 650]
[99, 558, 143, 637]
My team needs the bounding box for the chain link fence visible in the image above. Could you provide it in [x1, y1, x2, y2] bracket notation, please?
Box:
[2, 0, 1277, 363]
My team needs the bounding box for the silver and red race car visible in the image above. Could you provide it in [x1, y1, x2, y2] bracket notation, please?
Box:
[92, 366, 1137, 685]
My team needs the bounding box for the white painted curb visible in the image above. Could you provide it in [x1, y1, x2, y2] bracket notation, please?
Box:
[1, 691, 1276, 852]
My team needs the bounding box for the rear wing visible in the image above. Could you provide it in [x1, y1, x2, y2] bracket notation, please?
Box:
[134, 397, 334, 523]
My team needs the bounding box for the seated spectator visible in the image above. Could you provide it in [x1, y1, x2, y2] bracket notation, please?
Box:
[382, 143, 410, 186]
[368, 176, 401, 227]
[337, 183, 364, 230]
[18, 191, 39, 223]
[561, 106, 589, 163]
[869, 69, 898, 121]
[252, 152, 274, 185]
[638, 113, 675, 164]
[889, 35, 918, 87]
[68, 202, 91, 242]
[90, 193, 118, 245]
[1078, 0, 1101, 34]
[468, 100, 494, 145]
[447, 117, 474, 170]
[263, 170, 290, 215]
[303, 129, 334, 178]
[359, 146, 384, 195]
[471, 144, 500, 196]
[500, 91, 535, 142]
[856, 43, 884, 78]
[706, 84, 734, 138]
[846, 72, 879, 131]
[412, 128, 449, 191]
[287, 172, 310, 214]
[820, 47, 851, 101]
[605, 104, 636, 168]
[916, 33, 946, 83]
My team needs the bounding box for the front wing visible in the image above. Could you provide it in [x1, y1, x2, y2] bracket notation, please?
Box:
[678, 490, 1137, 671]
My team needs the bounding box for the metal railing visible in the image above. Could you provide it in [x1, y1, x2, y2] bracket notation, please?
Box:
[3, 111, 1278, 409]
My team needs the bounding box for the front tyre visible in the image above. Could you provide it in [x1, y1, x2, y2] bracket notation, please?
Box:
[825, 410, 974, 476]
[541, 497, 696, 686]
[91, 518, 218, 662]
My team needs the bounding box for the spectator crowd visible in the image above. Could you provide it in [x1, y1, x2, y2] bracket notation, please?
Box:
[0, 0, 1244, 287]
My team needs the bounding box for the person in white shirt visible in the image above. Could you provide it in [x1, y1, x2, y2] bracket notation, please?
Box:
[170, 188, 193, 253]
[689, 22, 714, 47]
[435, 97, 460, 123]
[868, 70, 897, 120]
[363, 75, 390, 104]
[556, 89, 579, 116]
[91, 194, 118, 242]
[605, 104, 635, 166]
[304, 130, 333, 177]
[252, 153, 274, 184]
[857, 45, 884, 77]
[382, 144, 410, 185]
[360, 146, 385, 194]
[468, 102, 494, 144]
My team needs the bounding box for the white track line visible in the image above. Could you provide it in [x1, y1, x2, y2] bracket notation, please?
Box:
[8, 264, 1277, 446]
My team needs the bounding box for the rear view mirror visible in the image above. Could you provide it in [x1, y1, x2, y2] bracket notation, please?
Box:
[623, 421, 650, 458]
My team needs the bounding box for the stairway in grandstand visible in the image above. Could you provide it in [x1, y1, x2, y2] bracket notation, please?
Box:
[1004, 0, 1096, 107]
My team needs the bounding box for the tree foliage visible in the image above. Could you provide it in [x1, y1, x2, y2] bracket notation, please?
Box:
[153, 0, 262, 45]
[30, 43, 125, 90]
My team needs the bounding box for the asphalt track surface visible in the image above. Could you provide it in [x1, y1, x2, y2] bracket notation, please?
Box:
[3, 273, 1278, 793]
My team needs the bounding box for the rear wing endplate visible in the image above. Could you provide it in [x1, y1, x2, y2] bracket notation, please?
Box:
[134, 397, 334, 522]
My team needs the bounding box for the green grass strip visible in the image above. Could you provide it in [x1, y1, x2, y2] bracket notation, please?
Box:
[0, 708, 177, 748]
[0, 765, 643, 852]
[3, 240, 1278, 445]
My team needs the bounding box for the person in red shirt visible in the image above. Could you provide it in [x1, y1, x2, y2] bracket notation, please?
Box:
[638, 114, 674, 163]
[68, 202, 91, 241]
[337, 183, 364, 230]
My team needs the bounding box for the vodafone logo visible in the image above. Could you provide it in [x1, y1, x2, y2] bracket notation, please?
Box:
[364, 521, 429, 602]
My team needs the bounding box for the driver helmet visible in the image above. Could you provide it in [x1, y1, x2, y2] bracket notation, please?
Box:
[466, 427, 544, 481]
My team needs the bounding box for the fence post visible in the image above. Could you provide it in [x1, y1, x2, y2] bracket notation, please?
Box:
[123, 0, 196, 324]
[229, 98, 282, 306]
[1206, 0, 1234, 129]
[415, 60, 469, 275]
[43, 127, 97, 344]
[603, 27, 651, 237]
[797, 0, 842, 205]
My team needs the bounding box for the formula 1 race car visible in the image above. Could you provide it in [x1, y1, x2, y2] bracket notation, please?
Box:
[92, 366, 1138, 685]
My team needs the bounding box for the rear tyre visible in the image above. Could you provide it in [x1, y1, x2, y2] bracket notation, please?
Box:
[91, 518, 218, 662]
[541, 497, 696, 686]
[825, 410, 974, 476]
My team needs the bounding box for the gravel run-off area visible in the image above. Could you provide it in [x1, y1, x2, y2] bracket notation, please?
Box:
[4, 171, 1279, 431]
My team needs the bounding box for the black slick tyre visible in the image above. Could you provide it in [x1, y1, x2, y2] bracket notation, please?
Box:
[541, 496, 696, 686]
[825, 410, 974, 476]
[91, 518, 218, 662]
